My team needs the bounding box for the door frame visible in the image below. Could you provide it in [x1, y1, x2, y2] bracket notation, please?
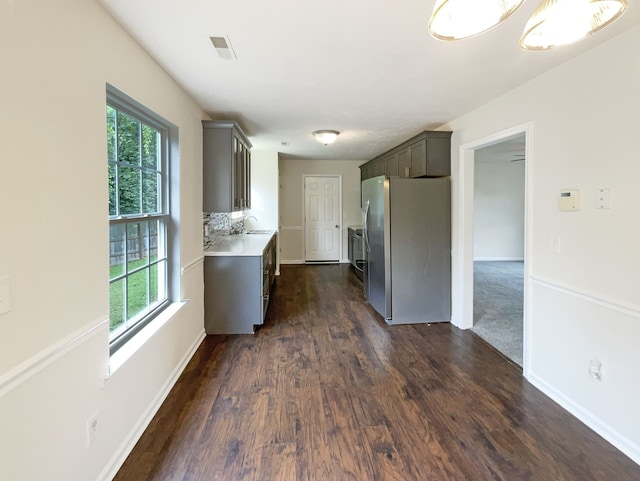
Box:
[302, 174, 343, 263]
[453, 122, 533, 375]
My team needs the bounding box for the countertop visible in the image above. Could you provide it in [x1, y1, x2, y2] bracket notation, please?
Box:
[204, 231, 275, 257]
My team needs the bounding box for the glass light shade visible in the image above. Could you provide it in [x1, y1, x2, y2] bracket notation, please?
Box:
[520, 0, 628, 50]
[313, 130, 340, 145]
[429, 0, 526, 41]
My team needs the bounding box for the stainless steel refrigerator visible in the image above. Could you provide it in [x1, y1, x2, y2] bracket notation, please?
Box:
[362, 176, 451, 324]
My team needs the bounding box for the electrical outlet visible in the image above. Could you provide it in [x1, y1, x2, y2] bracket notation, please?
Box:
[86, 411, 99, 446]
[550, 236, 560, 254]
[589, 359, 602, 381]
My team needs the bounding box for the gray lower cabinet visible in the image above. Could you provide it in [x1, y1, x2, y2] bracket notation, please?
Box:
[204, 236, 276, 334]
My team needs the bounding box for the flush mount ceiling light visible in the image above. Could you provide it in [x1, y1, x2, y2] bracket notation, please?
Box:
[520, 0, 628, 50]
[428, 0, 526, 41]
[312, 130, 340, 145]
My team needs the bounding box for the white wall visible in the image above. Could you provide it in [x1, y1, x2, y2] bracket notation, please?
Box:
[473, 161, 525, 260]
[246, 150, 280, 271]
[278, 158, 365, 263]
[246, 151, 279, 232]
[0, 1, 206, 480]
[445, 26, 640, 464]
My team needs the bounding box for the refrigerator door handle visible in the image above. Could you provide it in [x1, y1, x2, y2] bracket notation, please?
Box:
[363, 200, 371, 253]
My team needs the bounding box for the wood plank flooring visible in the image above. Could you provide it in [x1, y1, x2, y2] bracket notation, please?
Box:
[114, 264, 640, 481]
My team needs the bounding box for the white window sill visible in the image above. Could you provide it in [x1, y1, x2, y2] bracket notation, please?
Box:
[107, 300, 188, 378]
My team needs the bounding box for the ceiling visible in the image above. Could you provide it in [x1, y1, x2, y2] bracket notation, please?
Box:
[476, 133, 526, 164]
[99, 0, 639, 161]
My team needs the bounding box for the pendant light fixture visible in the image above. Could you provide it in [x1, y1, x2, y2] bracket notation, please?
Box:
[520, 0, 628, 50]
[429, 0, 526, 41]
[312, 130, 340, 145]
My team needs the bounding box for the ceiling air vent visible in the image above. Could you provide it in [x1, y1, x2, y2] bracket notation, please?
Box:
[210, 36, 237, 60]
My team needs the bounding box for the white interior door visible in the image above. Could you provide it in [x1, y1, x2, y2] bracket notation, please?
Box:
[304, 176, 341, 262]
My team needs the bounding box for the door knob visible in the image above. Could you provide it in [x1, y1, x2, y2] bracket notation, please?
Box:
[335, 225, 340, 228]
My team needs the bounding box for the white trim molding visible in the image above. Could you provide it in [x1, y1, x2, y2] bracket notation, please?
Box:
[108, 301, 188, 376]
[181, 256, 204, 276]
[453, 122, 534, 375]
[530, 275, 640, 319]
[474, 257, 524, 262]
[528, 372, 640, 465]
[0, 318, 109, 398]
[97, 329, 206, 481]
[527, 276, 640, 464]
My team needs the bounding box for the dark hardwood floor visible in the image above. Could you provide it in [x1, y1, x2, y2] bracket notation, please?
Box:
[114, 264, 639, 481]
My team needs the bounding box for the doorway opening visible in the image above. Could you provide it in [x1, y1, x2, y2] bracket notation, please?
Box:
[455, 124, 532, 373]
[471, 134, 525, 366]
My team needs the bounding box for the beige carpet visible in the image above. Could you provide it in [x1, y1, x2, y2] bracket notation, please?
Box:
[472, 261, 524, 366]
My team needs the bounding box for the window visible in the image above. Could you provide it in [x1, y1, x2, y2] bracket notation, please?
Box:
[107, 86, 172, 353]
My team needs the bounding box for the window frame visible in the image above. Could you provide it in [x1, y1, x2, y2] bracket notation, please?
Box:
[107, 84, 175, 355]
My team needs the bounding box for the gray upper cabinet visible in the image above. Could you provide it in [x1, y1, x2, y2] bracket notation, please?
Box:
[361, 162, 376, 182]
[359, 130, 452, 180]
[373, 159, 384, 177]
[397, 148, 411, 178]
[409, 139, 427, 177]
[203, 120, 252, 212]
[385, 153, 399, 177]
[411, 134, 450, 177]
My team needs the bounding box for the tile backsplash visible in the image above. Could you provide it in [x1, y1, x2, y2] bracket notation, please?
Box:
[203, 212, 244, 245]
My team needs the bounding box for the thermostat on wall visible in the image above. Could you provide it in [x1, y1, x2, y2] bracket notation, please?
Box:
[558, 190, 580, 211]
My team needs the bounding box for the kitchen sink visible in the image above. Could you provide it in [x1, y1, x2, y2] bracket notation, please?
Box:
[246, 230, 271, 234]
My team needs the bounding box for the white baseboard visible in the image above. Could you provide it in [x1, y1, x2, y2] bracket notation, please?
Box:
[526, 277, 640, 465]
[474, 257, 524, 262]
[280, 259, 351, 265]
[96, 330, 206, 481]
[527, 372, 640, 465]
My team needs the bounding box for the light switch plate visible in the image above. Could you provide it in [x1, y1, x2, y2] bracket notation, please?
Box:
[596, 188, 611, 209]
[0, 276, 11, 316]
